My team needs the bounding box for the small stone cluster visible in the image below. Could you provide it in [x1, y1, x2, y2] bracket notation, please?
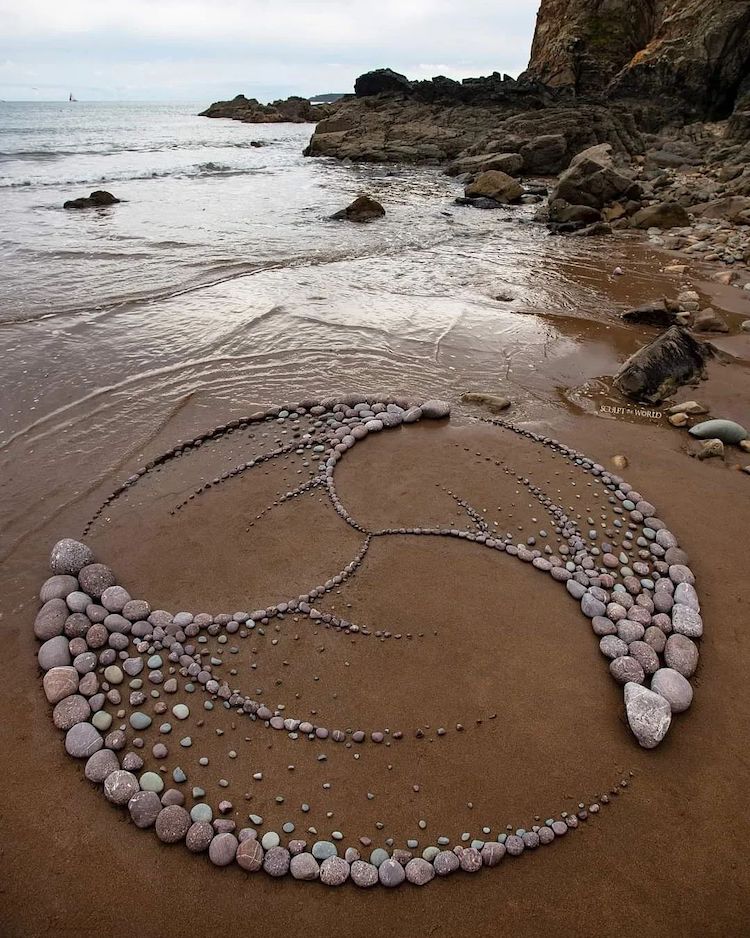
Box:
[35, 396, 701, 885]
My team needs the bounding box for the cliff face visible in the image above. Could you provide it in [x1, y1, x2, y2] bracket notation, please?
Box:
[524, 0, 750, 119]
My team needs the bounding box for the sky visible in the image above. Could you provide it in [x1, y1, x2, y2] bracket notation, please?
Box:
[0, 0, 541, 102]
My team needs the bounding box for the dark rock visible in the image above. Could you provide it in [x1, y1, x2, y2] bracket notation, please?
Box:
[614, 326, 711, 403]
[630, 201, 690, 229]
[200, 94, 333, 123]
[331, 195, 385, 222]
[550, 143, 640, 210]
[621, 300, 678, 328]
[63, 190, 120, 210]
[355, 68, 413, 97]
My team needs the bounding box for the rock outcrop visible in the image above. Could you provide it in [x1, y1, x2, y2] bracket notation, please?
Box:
[200, 94, 336, 123]
[524, 1, 750, 122]
[614, 325, 711, 402]
[63, 190, 120, 210]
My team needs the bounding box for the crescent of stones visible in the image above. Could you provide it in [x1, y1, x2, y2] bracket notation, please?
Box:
[33, 396, 701, 888]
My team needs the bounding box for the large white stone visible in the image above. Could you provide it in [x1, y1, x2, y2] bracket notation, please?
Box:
[624, 682, 671, 748]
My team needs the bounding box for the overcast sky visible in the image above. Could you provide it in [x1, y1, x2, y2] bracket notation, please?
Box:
[0, 0, 541, 102]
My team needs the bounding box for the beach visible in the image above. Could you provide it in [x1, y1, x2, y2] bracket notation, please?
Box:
[1, 102, 750, 937]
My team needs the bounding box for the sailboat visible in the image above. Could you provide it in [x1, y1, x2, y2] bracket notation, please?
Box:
[69, 92, 77, 102]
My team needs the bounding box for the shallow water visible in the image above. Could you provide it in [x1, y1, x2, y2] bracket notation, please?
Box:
[0, 101, 682, 559]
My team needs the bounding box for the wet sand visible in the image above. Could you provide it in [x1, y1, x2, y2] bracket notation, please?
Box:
[1, 239, 750, 936]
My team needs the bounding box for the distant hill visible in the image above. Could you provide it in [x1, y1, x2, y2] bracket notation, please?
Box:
[309, 93, 346, 104]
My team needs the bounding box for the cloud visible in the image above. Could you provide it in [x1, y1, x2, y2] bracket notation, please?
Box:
[0, 0, 540, 100]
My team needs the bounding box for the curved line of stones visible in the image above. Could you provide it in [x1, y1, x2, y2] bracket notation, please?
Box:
[35, 397, 701, 886]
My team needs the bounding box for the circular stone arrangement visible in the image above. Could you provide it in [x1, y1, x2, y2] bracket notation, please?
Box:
[34, 396, 702, 887]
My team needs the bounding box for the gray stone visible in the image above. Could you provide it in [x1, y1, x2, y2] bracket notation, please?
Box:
[64, 721, 102, 758]
[263, 846, 291, 877]
[628, 640, 660, 674]
[459, 847, 482, 872]
[320, 855, 350, 886]
[43, 666, 79, 703]
[688, 419, 747, 444]
[433, 850, 460, 875]
[77, 563, 116, 599]
[664, 633, 699, 677]
[405, 857, 435, 885]
[236, 837, 264, 871]
[53, 694, 91, 730]
[290, 852, 320, 880]
[209, 832, 239, 866]
[155, 805, 191, 843]
[312, 840, 337, 860]
[34, 599, 69, 640]
[40, 575, 79, 603]
[671, 603, 703, 638]
[84, 748, 119, 783]
[624, 682, 671, 748]
[581, 593, 606, 618]
[186, 821, 215, 852]
[38, 635, 71, 670]
[378, 857, 406, 886]
[599, 635, 628, 659]
[609, 656, 645, 685]
[128, 790, 162, 828]
[350, 860, 379, 887]
[481, 842, 506, 866]
[650, 668, 694, 713]
[420, 400, 450, 419]
[50, 539, 94, 576]
[103, 769, 139, 805]
[674, 582, 700, 611]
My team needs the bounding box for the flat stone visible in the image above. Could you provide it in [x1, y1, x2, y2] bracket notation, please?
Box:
[624, 682, 671, 748]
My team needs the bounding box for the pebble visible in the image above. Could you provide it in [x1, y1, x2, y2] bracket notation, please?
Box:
[186, 821, 215, 852]
[320, 855, 350, 886]
[350, 860, 379, 887]
[128, 790, 162, 828]
[103, 770, 140, 805]
[155, 805, 191, 843]
[262, 846, 291, 877]
[209, 832, 239, 866]
[139, 771, 164, 793]
[378, 857, 406, 887]
[624, 682, 671, 749]
[236, 837, 264, 870]
[65, 721, 102, 758]
[650, 667, 694, 712]
[290, 852, 320, 880]
[433, 850, 460, 875]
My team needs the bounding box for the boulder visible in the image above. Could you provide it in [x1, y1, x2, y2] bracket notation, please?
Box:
[548, 199, 601, 225]
[630, 201, 690, 229]
[330, 196, 385, 222]
[354, 69, 413, 97]
[519, 134, 567, 174]
[614, 326, 711, 403]
[446, 152, 523, 177]
[692, 308, 729, 333]
[550, 143, 640, 210]
[464, 171, 523, 204]
[691, 195, 750, 223]
[63, 190, 120, 210]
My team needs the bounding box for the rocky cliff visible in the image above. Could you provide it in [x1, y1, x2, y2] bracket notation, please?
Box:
[524, 1, 750, 120]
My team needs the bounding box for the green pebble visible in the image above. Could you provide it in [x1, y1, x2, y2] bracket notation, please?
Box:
[140, 772, 164, 793]
[129, 712, 152, 730]
[147, 655, 162, 669]
[249, 814, 264, 825]
[159, 723, 172, 734]
[192, 787, 205, 799]
[191, 803, 212, 822]
[261, 832, 280, 849]
[92, 711, 112, 731]
[204, 701, 214, 710]
[422, 846, 439, 862]
[471, 840, 484, 850]
[437, 836, 450, 846]
[282, 822, 295, 834]
[185, 683, 195, 693]
[407, 839, 418, 849]
[173, 767, 187, 783]
[172, 704, 190, 720]
[129, 679, 143, 689]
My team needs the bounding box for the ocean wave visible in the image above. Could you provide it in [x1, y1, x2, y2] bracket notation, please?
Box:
[0, 161, 271, 189]
[0, 140, 271, 163]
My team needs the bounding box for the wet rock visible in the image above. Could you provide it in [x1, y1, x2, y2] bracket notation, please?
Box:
[64, 190, 120, 210]
[630, 201, 690, 229]
[461, 391, 511, 413]
[614, 326, 710, 404]
[689, 419, 747, 444]
[420, 400, 450, 419]
[519, 134, 567, 174]
[624, 682, 671, 748]
[448, 152, 523, 177]
[621, 300, 678, 328]
[331, 195, 385, 222]
[668, 401, 708, 416]
[465, 170, 523, 204]
[693, 308, 729, 333]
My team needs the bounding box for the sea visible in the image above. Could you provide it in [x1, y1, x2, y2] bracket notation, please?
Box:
[0, 100, 667, 552]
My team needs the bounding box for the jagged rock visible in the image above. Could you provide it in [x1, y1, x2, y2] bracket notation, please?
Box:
[464, 171, 523, 204]
[630, 201, 691, 229]
[330, 196, 385, 222]
[550, 143, 640, 209]
[614, 325, 711, 403]
[63, 190, 120, 210]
